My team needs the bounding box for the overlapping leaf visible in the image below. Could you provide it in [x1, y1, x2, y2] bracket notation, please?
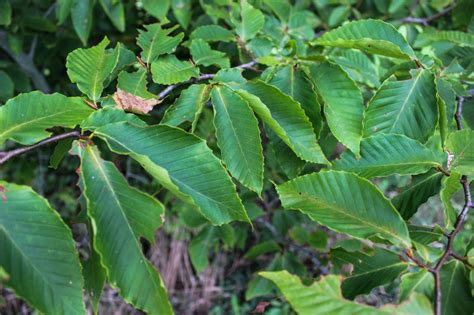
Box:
[312, 19, 416, 59]
[232, 0, 265, 42]
[306, 62, 364, 155]
[190, 39, 230, 68]
[446, 130, 474, 175]
[440, 261, 474, 315]
[363, 70, 437, 143]
[92, 122, 250, 225]
[333, 134, 440, 178]
[234, 81, 328, 164]
[436, 78, 456, 146]
[190, 25, 235, 42]
[75, 143, 172, 315]
[0, 181, 85, 315]
[276, 170, 411, 247]
[137, 24, 184, 64]
[211, 85, 263, 194]
[260, 271, 432, 315]
[392, 171, 443, 220]
[151, 55, 200, 85]
[66, 37, 119, 103]
[266, 65, 323, 134]
[0, 91, 93, 145]
[331, 247, 408, 299]
[161, 84, 211, 131]
[440, 172, 462, 228]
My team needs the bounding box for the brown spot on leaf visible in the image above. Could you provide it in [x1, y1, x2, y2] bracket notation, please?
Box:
[113, 89, 161, 114]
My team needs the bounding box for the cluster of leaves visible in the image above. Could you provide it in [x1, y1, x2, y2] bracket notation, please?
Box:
[1, 0, 474, 314]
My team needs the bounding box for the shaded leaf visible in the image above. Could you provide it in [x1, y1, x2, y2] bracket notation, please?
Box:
[392, 171, 443, 220]
[99, 0, 125, 32]
[71, 0, 93, 45]
[142, 0, 170, 20]
[331, 247, 408, 299]
[399, 270, 434, 301]
[440, 172, 462, 228]
[440, 260, 474, 315]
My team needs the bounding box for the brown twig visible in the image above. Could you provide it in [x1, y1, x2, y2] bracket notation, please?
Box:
[0, 131, 81, 165]
[450, 252, 473, 268]
[430, 95, 472, 315]
[401, 3, 456, 26]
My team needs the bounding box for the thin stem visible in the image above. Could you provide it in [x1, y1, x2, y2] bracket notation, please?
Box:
[0, 131, 80, 165]
[431, 95, 472, 315]
[401, 3, 456, 26]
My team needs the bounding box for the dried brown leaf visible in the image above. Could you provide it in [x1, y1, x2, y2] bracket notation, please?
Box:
[113, 89, 161, 114]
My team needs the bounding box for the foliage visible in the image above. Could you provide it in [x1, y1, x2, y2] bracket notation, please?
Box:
[0, 0, 473, 314]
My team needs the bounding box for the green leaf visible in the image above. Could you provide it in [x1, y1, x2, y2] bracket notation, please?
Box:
[417, 29, 474, 47]
[440, 260, 474, 315]
[260, 271, 432, 314]
[233, 0, 265, 42]
[212, 68, 246, 84]
[363, 70, 437, 143]
[137, 24, 184, 64]
[98, 0, 125, 32]
[75, 143, 172, 315]
[312, 19, 416, 59]
[331, 49, 380, 88]
[0, 91, 93, 145]
[440, 172, 461, 228]
[56, 0, 73, 24]
[188, 226, 216, 273]
[244, 240, 281, 260]
[142, 0, 170, 20]
[66, 37, 120, 103]
[71, 0, 94, 45]
[235, 81, 328, 164]
[211, 85, 263, 194]
[267, 126, 306, 179]
[81, 227, 106, 313]
[399, 270, 434, 301]
[0, 181, 85, 314]
[436, 78, 456, 146]
[306, 62, 364, 155]
[0, 0, 11, 26]
[49, 138, 74, 169]
[276, 170, 411, 247]
[264, 0, 291, 22]
[190, 39, 230, 68]
[267, 65, 323, 135]
[190, 25, 235, 42]
[446, 130, 474, 175]
[171, 0, 191, 29]
[331, 247, 408, 299]
[0, 70, 14, 102]
[92, 122, 250, 225]
[117, 68, 156, 99]
[81, 107, 147, 130]
[151, 55, 200, 85]
[333, 134, 440, 178]
[161, 84, 211, 132]
[392, 171, 443, 220]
